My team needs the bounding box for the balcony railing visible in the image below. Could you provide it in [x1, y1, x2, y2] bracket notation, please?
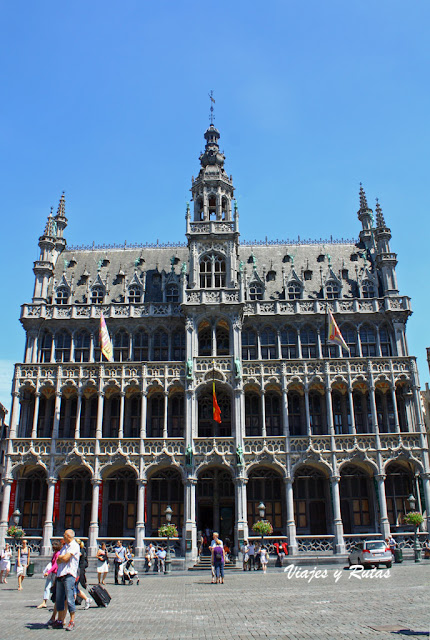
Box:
[21, 301, 183, 321]
[243, 296, 411, 316]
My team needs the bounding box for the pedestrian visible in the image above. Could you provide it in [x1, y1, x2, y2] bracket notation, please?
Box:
[211, 538, 225, 584]
[260, 546, 269, 573]
[387, 535, 396, 556]
[96, 542, 109, 585]
[75, 539, 92, 609]
[423, 538, 430, 559]
[113, 540, 126, 585]
[274, 540, 288, 567]
[53, 529, 80, 631]
[144, 543, 155, 573]
[156, 546, 166, 573]
[210, 531, 223, 548]
[247, 541, 255, 570]
[37, 540, 62, 608]
[0, 543, 12, 584]
[255, 544, 262, 570]
[242, 540, 249, 571]
[17, 539, 30, 591]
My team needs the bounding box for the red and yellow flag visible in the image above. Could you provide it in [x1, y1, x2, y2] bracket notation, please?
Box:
[100, 312, 114, 362]
[328, 309, 350, 354]
[213, 381, 221, 423]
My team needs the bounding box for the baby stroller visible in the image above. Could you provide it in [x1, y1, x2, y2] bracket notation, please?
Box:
[122, 558, 139, 585]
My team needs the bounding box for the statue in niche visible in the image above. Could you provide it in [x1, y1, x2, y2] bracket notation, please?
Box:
[186, 358, 193, 379]
[185, 444, 194, 467]
[236, 445, 244, 467]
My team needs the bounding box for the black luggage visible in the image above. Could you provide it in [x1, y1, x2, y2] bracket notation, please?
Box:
[89, 585, 111, 607]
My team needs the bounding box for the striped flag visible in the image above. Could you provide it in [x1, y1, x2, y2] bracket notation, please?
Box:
[213, 381, 221, 423]
[100, 312, 114, 362]
[328, 309, 350, 354]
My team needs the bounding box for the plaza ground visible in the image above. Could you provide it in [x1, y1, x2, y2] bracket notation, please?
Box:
[0, 562, 428, 639]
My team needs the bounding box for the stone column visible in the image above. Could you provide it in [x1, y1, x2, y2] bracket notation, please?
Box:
[330, 475, 345, 554]
[234, 476, 248, 554]
[135, 479, 146, 557]
[88, 478, 101, 556]
[140, 391, 147, 439]
[326, 385, 335, 435]
[282, 387, 289, 436]
[118, 391, 125, 439]
[163, 392, 168, 439]
[261, 390, 266, 437]
[9, 392, 21, 439]
[304, 387, 311, 436]
[284, 477, 297, 555]
[184, 477, 198, 564]
[375, 473, 391, 539]
[31, 392, 41, 439]
[96, 393, 104, 439]
[41, 477, 57, 555]
[390, 385, 400, 434]
[74, 392, 82, 439]
[0, 478, 13, 546]
[51, 392, 62, 439]
[347, 387, 356, 436]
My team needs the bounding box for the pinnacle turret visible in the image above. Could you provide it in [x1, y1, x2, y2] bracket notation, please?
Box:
[359, 182, 368, 211]
[43, 208, 57, 238]
[375, 198, 386, 228]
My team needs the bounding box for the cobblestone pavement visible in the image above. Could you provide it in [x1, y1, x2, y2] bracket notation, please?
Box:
[0, 562, 428, 639]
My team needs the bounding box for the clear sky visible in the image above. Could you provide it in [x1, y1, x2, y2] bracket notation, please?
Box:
[1, 1, 429, 411]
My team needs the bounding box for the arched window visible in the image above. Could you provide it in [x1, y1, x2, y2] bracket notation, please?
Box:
[124, 394, 140, 438]
[37, 395, 55, 438]
[91, 285, 104, 304]
[288, 392, 303, 436]
[39, 331, 53, 363]
[379, 325, 392, 356]
[293, 466, 328, 534]
[128, 285, 142, 304]
[153, 330, 168, 361]
[18, 390, 35, 438]
[245, 392, 261, 436]
[260, 328, 277, 359]
[326, 281, 340, 299]
[198, 389, 231, 437]
[340, 465, 372, 532]
[362, 280, 376, 298]
[79, 393, 98, 438]
[199, 253, 226, 288]
[321, 327, 339, 358]
[58, 395, 77, 438]
[300, 326, 317, 358]
[280, 328, 297, 359]
[168, 394, 184, 437]
[360, 324, 376, 357]
[149, 469, 183, 536]
[353, 391, 372, 433]
[106, 469, 137, 536]
[133, 329, 149, 361]
[55, 331, 71, 363]
[216, 324, 230, 356]
[63, 470, 92, 536]
[287, 283, 301, 300]
[198, 324, 212, 356]
[332, 391, 349, 434]
[55, 286, 69, 305]
[341, 325, 358, 358]
[249, 285, 263, 301]
[242, 328, 257, 360]
[166, 285, 179, 303]
[248, 468, 284, 535]
[265, 392, 282, 436]
[148, 393, 164, 437]
[172, 330, 185, 361]
[221, 196, 228, 220]
[75, 330, 90, 362]
[385, 463, 414, 527]
[208, 195, 217, 219]
[103, 394, 120, 438]
[114, 329, 130, 362]
[396, 387, 409, 432]
[20, 469, 48, 532]
[309, 392, 324, 435]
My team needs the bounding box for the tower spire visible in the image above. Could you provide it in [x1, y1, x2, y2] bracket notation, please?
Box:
[375, 198, 386, 228]
[359, 182, 368, 212]
[208, 90, 215, 125]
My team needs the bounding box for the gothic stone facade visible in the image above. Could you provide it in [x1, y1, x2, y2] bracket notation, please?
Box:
[1, 124, 429, 560]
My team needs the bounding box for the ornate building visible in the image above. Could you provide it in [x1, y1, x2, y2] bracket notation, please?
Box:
[1, 122, 429, 561]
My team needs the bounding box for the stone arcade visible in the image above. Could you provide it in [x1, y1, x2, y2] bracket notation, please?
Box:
[1, 122, 429, 563]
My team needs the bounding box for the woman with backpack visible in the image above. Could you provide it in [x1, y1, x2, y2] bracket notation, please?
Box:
[211, 538, 225, 584]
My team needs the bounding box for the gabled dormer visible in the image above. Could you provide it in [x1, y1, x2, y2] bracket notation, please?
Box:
[284, 268, 303, 300]
[322, 268, 343, 300]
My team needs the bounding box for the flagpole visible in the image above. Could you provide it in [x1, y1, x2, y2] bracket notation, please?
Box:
[212, 359, 216, 437]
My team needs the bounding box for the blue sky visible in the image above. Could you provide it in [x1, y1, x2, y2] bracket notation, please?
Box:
[1, 1, 429, 411]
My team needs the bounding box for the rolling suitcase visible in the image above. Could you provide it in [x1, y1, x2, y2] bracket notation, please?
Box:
[89, 584, 111, 607]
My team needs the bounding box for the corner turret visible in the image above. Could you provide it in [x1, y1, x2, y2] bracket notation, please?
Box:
[357, 183, 374, 249]
[374, 198, 398, 295]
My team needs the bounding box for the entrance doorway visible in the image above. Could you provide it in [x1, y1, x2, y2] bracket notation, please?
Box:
[197, 468, 235, 546]
[107, 503, 124, 537]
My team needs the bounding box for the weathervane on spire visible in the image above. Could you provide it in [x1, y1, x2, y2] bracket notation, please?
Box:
[208, 90, 215, 124]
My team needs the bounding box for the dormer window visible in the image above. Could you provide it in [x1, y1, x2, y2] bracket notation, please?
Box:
[362, 280, 376, 299]
[166, 284, 179, 303]
[304, 270, 313, 281]
[249, 285, 263, 301]
[128, 285, 142, 304]
[199, 253, 226, 288]
[287, 284, 301, 300]
[91, 285, 104, 304]
[55, 286, 69, 305]
[326, 282, 340, 299]
[266, 270, 276, 282]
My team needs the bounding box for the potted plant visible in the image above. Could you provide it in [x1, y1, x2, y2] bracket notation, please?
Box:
[252, 520, 273, 537]
[158, 524, 179, 539]
[7, 525, 25, 539]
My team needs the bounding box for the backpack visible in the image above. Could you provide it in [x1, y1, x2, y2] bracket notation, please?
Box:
[213, 546, 223, 561]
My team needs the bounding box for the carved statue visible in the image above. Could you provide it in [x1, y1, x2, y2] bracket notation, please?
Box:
[185, 444, 194, 467]
[234, 358, 242, 379]
[181, 262, 187, 275]
[239, 260, 244, 273]
[236, 445, 244, 467]
[186, 358, 193, 379]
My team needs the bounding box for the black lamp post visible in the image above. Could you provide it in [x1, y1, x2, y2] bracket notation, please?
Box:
[12, 509, 21, 527]
[407, 494, 421, 563]
[258, 502, 266, 548]
[165, 506, 173, 574]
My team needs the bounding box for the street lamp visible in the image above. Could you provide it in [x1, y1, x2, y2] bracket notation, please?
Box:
[407, 494, 421, 563]
[12, 509, 21, 526]
[164, 506, 173, 574]
[258, 502, 266, 553]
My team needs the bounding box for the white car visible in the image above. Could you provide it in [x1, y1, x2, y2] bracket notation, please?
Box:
[348, 540, 393, 569]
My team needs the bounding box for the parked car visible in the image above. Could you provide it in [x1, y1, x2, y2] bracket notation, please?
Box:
[348, 540, 392, 569]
